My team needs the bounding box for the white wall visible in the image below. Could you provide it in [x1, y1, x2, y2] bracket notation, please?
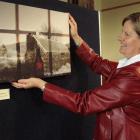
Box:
[100, 4, 140, 61]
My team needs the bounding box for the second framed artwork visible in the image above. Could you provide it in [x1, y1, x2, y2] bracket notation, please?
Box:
[0, 1, 71, 82]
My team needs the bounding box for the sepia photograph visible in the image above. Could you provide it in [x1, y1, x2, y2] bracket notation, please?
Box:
[0, 1, 70, 82]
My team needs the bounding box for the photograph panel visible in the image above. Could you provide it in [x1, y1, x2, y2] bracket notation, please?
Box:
[0, 33, 17, 82]
[0, 1, 15, 30]
[19, 5, 48, 32]
[19, 34, 51, 78]
[50, 10, 69, 34]
[51, 36, 71, 75]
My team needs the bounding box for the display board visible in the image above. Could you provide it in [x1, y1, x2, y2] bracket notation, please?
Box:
[0, 0, 100, 140]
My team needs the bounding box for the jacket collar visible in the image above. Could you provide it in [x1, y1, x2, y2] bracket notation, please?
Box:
[117, 54, 140, 68]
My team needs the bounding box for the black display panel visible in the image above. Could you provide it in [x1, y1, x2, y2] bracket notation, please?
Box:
[0, 0, 100, 140]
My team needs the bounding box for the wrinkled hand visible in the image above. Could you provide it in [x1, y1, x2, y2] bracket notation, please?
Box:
[12, 77, 46, 90]
[69, 14, 83, 46]
[69, 14, 78, 38]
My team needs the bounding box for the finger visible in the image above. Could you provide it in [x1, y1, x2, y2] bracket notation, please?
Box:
[12, 82, 23, 88]
[69, 15, 77, 25]
[69, 19, 73, 27]
[18, 79, 29, 84]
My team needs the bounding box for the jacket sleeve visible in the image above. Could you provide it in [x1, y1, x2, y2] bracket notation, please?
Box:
[76, 42, 118, 78]
[43, 75, 140, 115]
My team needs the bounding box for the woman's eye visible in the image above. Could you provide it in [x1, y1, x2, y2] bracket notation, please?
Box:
[125, 32, 130, 36]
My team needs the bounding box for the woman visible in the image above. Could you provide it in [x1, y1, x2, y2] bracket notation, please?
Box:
[12, 12, 140, 140]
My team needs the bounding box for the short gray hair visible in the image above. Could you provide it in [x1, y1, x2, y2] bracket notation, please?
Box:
[122, 12, 140, 37]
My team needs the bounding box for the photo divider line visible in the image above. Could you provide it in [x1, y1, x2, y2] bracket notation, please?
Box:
[48, 10, 53, 76]
[15, 4, 21, 80]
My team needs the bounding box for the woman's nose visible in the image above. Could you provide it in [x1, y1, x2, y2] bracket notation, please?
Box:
[117, 35, 122, 42]
[118, 33, 125, 42]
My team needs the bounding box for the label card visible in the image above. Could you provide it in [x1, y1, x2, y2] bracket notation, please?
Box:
[0, 89, 10, 100]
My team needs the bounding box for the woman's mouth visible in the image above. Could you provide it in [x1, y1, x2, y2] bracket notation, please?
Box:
[120, 45, 127, 48]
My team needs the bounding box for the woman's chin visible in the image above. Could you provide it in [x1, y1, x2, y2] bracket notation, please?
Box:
[119, 49, 124, 54]
[119, 50, 126, 57]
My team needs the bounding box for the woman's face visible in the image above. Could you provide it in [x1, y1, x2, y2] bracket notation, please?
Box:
[118, 20, 140, 58]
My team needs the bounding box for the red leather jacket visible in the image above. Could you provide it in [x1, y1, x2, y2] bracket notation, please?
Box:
[43, 42, 140, 140]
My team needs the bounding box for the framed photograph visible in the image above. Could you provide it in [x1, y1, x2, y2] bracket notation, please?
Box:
[0, 1, 71, 82]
